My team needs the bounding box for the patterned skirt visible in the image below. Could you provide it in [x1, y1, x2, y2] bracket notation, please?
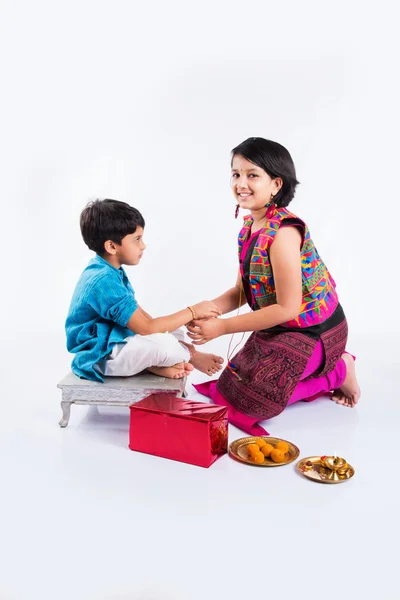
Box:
[200, 304, 348, 429]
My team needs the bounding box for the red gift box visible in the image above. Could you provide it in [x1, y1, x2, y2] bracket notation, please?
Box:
[129, 393, 228, 468]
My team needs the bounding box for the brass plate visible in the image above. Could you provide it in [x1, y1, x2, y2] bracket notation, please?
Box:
[296, 456, 355, 484]
[229, 436, 300, 467]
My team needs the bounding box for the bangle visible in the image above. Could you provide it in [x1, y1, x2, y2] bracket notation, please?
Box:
[187, 306, 196, 320]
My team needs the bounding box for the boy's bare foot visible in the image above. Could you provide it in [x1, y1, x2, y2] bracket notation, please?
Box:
[190, 351, 224, 376]
[147, 362, 194, 379]
[332, 353, 361, 408]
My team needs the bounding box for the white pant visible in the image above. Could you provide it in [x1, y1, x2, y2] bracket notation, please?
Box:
[96, 329, 191, 377]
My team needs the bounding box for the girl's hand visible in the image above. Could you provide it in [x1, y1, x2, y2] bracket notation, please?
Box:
[186, 319, 225, 345]
[192, 301, 222, 320]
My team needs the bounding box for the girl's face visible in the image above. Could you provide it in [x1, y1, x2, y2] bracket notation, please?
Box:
[231, 154, 282, 212]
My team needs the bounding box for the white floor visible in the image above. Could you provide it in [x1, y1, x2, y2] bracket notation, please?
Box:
[1, 333, 399, 600]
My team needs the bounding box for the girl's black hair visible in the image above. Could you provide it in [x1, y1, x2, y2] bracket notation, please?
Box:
[231, 137, 299, 207]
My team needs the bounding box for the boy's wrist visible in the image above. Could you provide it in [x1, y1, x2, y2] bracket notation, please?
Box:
[187, 306, 196, 320]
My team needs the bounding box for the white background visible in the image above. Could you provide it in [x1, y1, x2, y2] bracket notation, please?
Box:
[1, 1, 399, 599]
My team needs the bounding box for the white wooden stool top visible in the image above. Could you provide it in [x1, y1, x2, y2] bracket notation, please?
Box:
[57, 371, 186, 392]
[57, 371, 187, 427]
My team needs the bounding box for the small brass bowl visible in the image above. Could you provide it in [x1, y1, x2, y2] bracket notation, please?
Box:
[321, 456, 347, 470]
[320, 456, 348, 481]
[337, 463, 350, 477]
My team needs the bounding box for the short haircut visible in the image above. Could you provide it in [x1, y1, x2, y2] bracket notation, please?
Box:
[80, 199, 145, 255]
[231, 137, 300, 208]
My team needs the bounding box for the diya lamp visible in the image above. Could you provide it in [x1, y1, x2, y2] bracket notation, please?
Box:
[320, 455, 350, 481]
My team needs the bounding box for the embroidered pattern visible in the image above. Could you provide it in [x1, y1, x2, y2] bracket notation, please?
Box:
[238, 208, 339, 327]
[217, 319, 348, 420]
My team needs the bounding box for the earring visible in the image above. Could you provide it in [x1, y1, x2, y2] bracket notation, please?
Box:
[264, 195, 276, 208]
[265, 194, 277, 219]
[235, 204, 240, 219]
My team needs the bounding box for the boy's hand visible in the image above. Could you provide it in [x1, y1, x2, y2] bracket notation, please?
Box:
[187, 319, 226, 345]
[192, 301, 222, 320]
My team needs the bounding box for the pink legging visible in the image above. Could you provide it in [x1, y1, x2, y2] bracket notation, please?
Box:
[287, 340, 347, 405]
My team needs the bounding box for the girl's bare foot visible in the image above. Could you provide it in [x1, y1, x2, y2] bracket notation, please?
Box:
[332, 354, 361, 408]
[190, 352, 224, 376]
[147, 362, 194, 379]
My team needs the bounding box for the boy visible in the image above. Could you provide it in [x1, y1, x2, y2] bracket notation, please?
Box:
[66, 199, 224, 381]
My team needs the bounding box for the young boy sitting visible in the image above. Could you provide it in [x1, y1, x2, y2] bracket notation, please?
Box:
[66, 199, 224, 382]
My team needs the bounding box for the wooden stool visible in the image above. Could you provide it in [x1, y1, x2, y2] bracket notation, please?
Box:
[57, 371, 187, 427]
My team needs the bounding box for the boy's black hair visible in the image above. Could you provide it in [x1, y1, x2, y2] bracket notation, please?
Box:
[231, 137, 300, 208]
[80, 199, 145, 255]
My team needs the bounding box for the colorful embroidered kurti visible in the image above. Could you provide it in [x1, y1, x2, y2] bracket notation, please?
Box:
[238, 207, 338, 327]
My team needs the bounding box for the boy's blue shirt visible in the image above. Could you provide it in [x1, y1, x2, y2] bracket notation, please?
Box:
[65, 254, 137, 382]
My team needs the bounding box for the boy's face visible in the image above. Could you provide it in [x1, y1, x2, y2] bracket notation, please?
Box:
[114, 227, 146, 266]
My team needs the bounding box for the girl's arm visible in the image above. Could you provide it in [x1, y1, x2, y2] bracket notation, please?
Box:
[187, 227, 303, 343]
[210, 269, 247, 315]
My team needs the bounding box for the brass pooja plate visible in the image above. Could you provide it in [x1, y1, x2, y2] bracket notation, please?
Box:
[296, 456, 355, 484]
[229, 436, 300, 467]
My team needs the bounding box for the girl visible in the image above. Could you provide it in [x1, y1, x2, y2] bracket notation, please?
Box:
[188, 137, 360, 436]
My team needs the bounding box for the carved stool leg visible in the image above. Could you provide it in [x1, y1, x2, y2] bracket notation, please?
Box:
[59, 401, 73, 427]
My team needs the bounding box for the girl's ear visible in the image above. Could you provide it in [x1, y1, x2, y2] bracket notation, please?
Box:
[273, 177, 283, 194]
[104, 240, 117, 255]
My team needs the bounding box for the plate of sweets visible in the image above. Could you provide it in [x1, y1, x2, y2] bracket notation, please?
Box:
[229, 436, 300, 467]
